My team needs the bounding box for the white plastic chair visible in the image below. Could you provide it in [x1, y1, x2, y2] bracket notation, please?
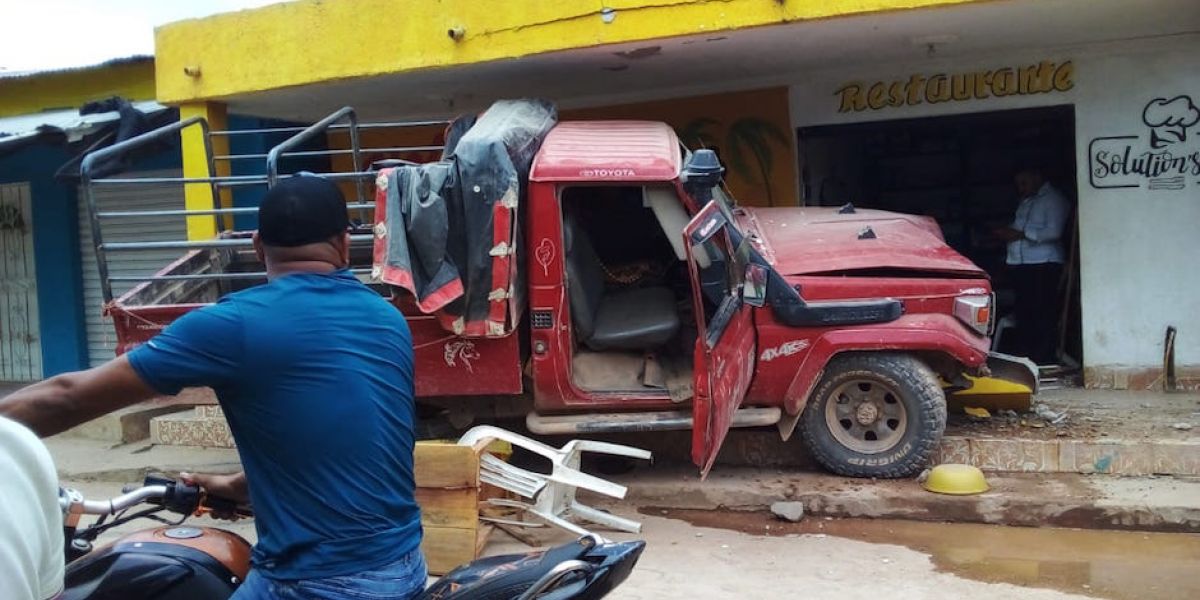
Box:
[457, 425, 651, 540]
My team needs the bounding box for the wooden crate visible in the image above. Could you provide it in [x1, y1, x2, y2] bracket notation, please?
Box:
[414, 441, 506, 575]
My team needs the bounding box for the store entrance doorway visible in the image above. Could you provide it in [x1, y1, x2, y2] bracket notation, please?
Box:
[798, 105, 1081, 369]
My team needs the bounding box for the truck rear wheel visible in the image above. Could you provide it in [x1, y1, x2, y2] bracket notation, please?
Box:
[799, 353, 946, 478]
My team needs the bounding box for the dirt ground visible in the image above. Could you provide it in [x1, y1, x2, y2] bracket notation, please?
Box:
[946, 388, 1200, 441]
[477, 505, 1110, 600]
[65, 477, 1115, 600]
[48, 431, 1200, 600]
[18, 382, 1200, 599]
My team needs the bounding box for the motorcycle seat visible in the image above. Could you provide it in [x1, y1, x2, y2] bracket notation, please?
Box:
[419, 536, 645, 600]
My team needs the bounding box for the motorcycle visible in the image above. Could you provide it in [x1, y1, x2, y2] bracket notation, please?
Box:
[59, 475, 645, 599]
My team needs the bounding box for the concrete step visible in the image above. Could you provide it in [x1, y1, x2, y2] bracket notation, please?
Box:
[612, 466, 1200, 534]
[60, 397, 194, 444]
[148, 405, 1200, 476]
[932, 435, 1200, 477]
[150, 406, 235, 448]
[597, 427, 1200, 478]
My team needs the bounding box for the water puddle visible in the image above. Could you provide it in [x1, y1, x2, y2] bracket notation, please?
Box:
[644, 508, 1200, 600]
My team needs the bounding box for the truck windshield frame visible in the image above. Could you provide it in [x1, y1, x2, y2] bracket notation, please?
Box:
[686, 201, 744, 349]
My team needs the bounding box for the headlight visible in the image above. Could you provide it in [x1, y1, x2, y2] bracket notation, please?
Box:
[953, 295, 992, 336]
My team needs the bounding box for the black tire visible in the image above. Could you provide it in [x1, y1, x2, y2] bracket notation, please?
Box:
[798, 353, 946, 478]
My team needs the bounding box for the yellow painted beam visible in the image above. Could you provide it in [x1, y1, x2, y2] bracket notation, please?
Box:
[0, 60, 156, 118]
[155, 0, 986, 104]
[178, 103, 231, 240]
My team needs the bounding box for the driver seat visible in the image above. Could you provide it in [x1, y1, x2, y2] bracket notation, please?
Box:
[563, 215, 680, 351]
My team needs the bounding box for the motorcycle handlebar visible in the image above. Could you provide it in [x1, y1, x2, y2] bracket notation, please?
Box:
[61, 485, 171, 516]
[60, 476, 250, 522]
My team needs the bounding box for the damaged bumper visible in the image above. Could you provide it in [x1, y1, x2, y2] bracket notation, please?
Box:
[979, 352, 1040, 395]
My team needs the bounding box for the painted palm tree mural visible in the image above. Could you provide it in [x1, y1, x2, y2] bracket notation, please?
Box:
[678, 117, 789, 206]
[677, 117, 721, 151]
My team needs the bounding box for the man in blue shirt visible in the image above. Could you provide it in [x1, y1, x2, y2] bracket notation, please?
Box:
[0, 176, 425, 599]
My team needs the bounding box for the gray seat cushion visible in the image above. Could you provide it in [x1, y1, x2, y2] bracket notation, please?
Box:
[564, 213, 681, 351]
[588, 286, 681, 351]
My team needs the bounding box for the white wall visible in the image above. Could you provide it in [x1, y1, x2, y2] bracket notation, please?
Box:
[1072, 44, 1199, 372]
[789, 37, 1200, 374]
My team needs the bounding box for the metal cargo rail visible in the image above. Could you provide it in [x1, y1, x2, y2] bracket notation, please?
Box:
[81, 107, 451, 304]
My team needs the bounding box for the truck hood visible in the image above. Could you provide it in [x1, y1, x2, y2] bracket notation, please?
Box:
[735, 206, 985, 277]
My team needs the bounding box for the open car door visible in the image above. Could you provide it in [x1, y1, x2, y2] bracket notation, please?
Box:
[683, 200, 757, 478]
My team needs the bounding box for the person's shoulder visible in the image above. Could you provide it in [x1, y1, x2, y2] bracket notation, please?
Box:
[152, 296, 245, 343]
[0, 415, 39, 447]
[1042, 183, 1068, 202]
[0, 416, 54, 475]
[185, 294, 245, 322]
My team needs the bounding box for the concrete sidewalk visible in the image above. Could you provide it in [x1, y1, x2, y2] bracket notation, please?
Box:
[45, 435, 241, 482]
[938, 388, 1200, 476]
[43, 435, 1200, 534]
[137, 388, 1200, 478]
[609, 466, 1200, 533]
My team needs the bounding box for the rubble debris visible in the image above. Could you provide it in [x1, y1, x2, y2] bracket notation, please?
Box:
[1034, 403, 1068, 425]
[963, 406, 991, 420]
[784, 483, 799, 499]
[771, 501, 806, 522]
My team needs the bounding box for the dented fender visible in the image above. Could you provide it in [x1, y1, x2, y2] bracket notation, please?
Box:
[778, 313, 990, 431]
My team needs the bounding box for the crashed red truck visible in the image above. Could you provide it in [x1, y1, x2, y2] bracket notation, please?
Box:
[85, 100, 1038, 479]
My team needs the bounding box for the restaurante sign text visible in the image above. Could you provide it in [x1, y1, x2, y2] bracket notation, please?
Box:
[835, 60, 1074, 113]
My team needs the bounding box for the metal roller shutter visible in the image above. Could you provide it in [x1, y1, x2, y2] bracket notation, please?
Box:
[78, 171, 188, 367]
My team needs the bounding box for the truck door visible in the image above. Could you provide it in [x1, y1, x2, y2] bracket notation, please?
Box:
[683, 200, 757, 478]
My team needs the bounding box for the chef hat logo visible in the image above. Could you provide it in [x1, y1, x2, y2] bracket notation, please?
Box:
[1142, 95, 1200, 149]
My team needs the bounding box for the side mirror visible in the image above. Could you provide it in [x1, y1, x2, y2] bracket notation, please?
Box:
[743, 263, 767, 307]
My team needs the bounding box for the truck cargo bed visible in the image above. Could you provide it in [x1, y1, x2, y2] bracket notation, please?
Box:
[108, 230, 523, 398]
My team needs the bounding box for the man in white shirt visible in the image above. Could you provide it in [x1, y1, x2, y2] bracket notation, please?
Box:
[994, 166, 1071, 365]
[0, 416, 65, 600]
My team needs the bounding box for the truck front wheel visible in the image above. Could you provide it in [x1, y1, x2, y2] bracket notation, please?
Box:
[799, 353, 946, 478]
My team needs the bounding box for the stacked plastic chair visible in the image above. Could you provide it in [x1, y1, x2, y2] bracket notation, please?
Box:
[456, 425, 651, 541]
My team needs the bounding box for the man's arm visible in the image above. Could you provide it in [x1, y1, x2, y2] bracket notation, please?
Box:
[993, 226, 1024, 242]
[1024, 193, 1070, 243]
[181, 471, 251, 519]
[4, 301, 248, 438]
[0, 356, 158, 437]
[181, 471, 249, 503]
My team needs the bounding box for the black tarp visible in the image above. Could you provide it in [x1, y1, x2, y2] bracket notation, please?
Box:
[374, 99, 557, 337]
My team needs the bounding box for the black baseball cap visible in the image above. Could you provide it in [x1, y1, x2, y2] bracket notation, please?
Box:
[257, 174, 350, 247]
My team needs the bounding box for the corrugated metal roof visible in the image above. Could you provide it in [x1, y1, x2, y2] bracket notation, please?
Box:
[530, 121, 681, 182]
[0, 55, 153, 80]
[0, 100, 166, 148]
